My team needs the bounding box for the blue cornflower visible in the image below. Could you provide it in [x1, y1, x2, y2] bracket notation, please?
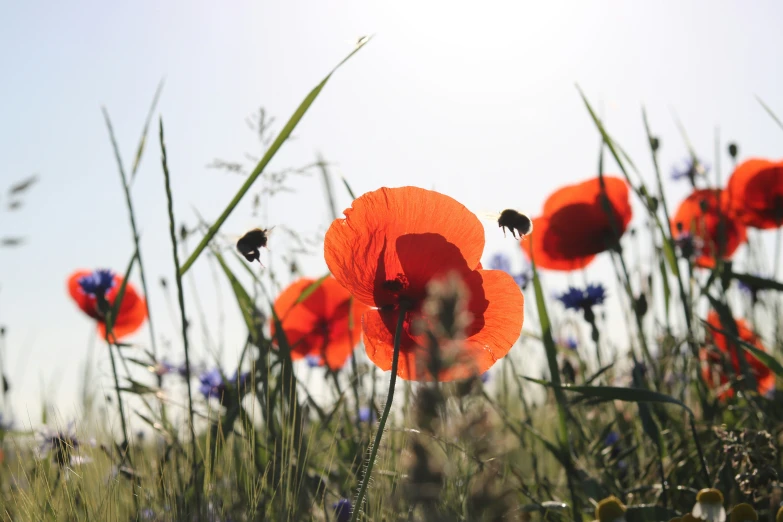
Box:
[333, 498, 352, 522]
[604, 431, 620, 446]
[199, 369, 250, 400]
[557, 284, 606, 311]
[305, 355, 322, 368]
[488, 253, 512, 273]
[671, 157, 708, 183]
[480, 371, 490, 383]
[558, 337, 578, 351]
[487, 252, 531, 289]
[77, 269, 116, 298]
[359, 407, 377, 423]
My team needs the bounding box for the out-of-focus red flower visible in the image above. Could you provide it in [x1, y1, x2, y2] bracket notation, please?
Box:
[724, 158, 783, 229]
[67, 269, 147, 341]
[521, 176, 632, 271]
[324, 186, 524, 381]
[271, 276, 367, 370]
[701, 311, 775, 398]
[671, 189, 746, 268]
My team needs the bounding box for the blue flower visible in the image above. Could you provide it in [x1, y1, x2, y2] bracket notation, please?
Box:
[487, 252, 531, 289]
[199, 368, 250, 399]
[305, 355, 322, 368]
[671, 157, 708, 183]
[333, 498, 352, 522]
[198, 369, 226, 399]
[604, 431, 620, 446]
[140, 508, 156, 520]
[77, 269, 116, 298]
[359, 407, 377, 423]
[480, 371, 490, 383]
[557, 284, 606, 311]
[488, 253, 512, 273]
[559, 337, 578, 351]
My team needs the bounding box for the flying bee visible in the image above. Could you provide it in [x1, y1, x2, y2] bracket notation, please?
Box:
[496, 209, 533, 239]
[236, 228, 270, 263]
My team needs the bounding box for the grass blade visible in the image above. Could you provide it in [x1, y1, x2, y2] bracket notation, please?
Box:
[756, 95, 783, 133]
[294, 273, 330, 305]
[179, 37, 372, 275]
[529, 250, 582, 521]
[159, 117, 200, 506]
[130, 78, 165, 181]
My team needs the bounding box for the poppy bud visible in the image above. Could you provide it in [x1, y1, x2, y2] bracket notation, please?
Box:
[650, 136, 660, 152]
[728, 143, 738, 159]
[634, 294, 648, 318]
[159, 277, 167, 289]
[179, 224, 189, 241]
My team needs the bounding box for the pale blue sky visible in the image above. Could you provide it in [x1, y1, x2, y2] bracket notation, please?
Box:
[1, 1, 782, 426]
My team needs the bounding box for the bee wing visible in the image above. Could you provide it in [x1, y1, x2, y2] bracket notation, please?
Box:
[476, 210, 502, 223]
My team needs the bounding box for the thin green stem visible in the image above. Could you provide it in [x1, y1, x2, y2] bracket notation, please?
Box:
[159, 119, 200, 504]
[351, 305, 407, 522]
[101, 108, 160, 360]
[107, 342, 130, 462]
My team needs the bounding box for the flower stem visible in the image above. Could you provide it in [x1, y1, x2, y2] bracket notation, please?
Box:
[159, 119, 200, 506]
[350, 305, 407, 522]
[107, 341, 131, 463]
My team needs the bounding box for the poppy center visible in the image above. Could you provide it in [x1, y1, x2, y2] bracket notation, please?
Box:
[382, 273, 409, 294]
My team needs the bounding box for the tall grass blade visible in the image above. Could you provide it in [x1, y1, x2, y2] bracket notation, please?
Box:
[159, 117, 200, 508]
[529, 250, 582, 521]
[179, 38, 372, 275]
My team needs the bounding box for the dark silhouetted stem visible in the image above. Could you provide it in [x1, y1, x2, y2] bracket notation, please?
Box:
[351, 304, 407, 522]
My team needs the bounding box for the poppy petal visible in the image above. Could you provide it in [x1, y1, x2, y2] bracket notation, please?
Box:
[521, 177, 631, 271]
[272, 276, 366, 370]
[726, 158, 783, 229]
[362, 269, 523, 381]
[325, 187, 485, 307]
[521, 217, 596, 271]
[67, 270, 100, 319]
[671, 189, 746, 268]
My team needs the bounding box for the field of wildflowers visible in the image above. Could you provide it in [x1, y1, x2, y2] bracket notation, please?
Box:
[2, 38, 783, 522]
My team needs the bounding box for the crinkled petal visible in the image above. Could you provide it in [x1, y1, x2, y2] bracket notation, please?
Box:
[272, 276, 366, 369]
[362, 269, 523, 381]
[324, 187, 485, 307]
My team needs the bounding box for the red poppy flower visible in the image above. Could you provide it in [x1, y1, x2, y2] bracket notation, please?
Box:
[271, 276, 368, 370]
[725, 158, 783, 229]
[671, 189, 746, 268]
[701, 311, 775, 398]
[521, 176, 632, 271]
[324, 186, 524, 381]
[67, 269, 148, 341]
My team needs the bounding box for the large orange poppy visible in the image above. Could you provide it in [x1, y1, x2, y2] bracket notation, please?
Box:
[521, 176, 632, 271]
[701, 311, 775, 398]
[324, 186, 524, 381]
[271, 276, 367, 370]
[67, 269, 147, 341]
[671, 189, 746, 268]
[724, 158, 783, 229]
